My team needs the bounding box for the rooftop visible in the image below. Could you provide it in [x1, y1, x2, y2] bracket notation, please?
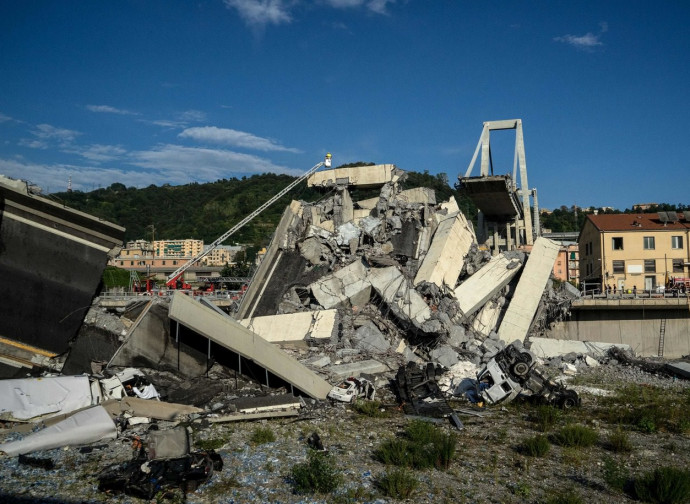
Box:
[587, 212, 690, 232]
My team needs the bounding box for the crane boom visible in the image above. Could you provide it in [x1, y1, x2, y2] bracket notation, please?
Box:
[166, 157, 329, 285]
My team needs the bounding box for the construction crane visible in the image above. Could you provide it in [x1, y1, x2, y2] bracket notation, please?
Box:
[165, 154, 332, 288]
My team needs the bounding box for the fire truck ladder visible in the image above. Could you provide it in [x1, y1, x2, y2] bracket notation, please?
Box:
[657, 318, 666, 358]
[166, 157, 329, 285]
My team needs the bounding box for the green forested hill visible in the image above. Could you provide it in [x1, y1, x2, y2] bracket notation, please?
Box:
[51, 169, 472, 248]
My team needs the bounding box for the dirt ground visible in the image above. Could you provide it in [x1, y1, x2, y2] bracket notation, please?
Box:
[1, 363, 689, 504]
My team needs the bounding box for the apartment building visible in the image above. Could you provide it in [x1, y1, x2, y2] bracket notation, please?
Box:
[578, 212, 690, 292]
[153, 239, 203, 258]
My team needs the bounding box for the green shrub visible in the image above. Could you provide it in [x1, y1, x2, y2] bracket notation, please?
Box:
[633, 466, 690, 504]
[250, 426, 276, 445]
[550, 425, 598, 448]
[532, 405, 562, 432]
[374, 439, 412, 467]
[374, 420, 456, 470]
[290, 450, 342, 494]
[519, 434, 550, 457]
[352, 400, 387, 418]
[602, 456, 630, 493]
[607, 428, 633, 453]
[375, 468, 419, 499]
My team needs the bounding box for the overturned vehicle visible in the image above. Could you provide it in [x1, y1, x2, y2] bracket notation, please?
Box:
[475, 342, 580, 408]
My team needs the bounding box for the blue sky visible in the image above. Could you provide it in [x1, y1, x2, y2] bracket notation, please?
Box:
[1, 1, 688, 211]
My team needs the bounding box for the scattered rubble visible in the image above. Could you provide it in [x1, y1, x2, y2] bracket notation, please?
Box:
[3, 164, 690, 502]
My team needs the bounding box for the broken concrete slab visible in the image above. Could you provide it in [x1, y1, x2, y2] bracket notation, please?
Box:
[240, 309, 338, 343]
[497, 238, 560, 343]
[429, 344, 459, 368]
[471, 298, 503, 338]
[529, 337, 632, 359]
[237, 200, 304, 320]
[310, 260, 371, 309]
[368, 266, 432, 328]
[454, 253, 523, 318]
[229, 393, 302, 414]
[328, 359, 389, 379]
[414, 211, 475, 288]
[169, 292, 333, 399]
[395, 187, 436, 205]
[0, 405, 117, 456]
[307, 164, 403, 188]
[0, 375, 99, 422]
[101, 397, 203, 421]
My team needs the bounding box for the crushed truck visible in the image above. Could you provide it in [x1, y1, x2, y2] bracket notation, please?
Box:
[475, 342, 580, 408]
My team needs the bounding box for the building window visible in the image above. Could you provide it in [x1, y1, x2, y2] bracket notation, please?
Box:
[672, 236, 683, 249]
[644, 259, 656, 273]
[643, 236, 655, 250]
[570, 251, 576, 260]
[612, 237, 623, 250]
[130, 261, 134, 266]
[613, 260, 625, 274]
[173, 260, 178, 265]
[162, 261, 166, 265]
[673, 259, 684, 273]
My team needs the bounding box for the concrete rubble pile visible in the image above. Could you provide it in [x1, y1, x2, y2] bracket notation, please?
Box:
[236, 164, 571, 378]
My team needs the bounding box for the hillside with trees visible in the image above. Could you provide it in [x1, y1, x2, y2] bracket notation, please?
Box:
[50, 168, 475, 252]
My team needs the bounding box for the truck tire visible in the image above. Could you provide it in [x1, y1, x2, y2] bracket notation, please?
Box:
[558, 391, 579, 409]
[511, 361, 530, 377]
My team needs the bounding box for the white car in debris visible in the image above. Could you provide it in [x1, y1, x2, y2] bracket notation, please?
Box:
[327, 377, 376, 403]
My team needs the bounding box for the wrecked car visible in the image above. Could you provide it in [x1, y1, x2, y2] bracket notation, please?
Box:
[476, 342, 580, 408]
[327, 376, 375, 403]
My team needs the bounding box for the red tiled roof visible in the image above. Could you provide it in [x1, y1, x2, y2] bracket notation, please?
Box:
[587, 213, 690, 231]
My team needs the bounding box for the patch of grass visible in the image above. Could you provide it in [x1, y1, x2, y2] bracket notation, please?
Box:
[330, 485, 377, 504]
[250, 426, 276, 445]
[508, 481, 531, 498]
[550, 424, 598, 448]
[542, 490, 584, 504]
[195, 437, 227, 450]
[606, 428, 633, 453]
[599, 384, 690, 434]
[352, 399, 388, 418]
[531, 405, 562, 432]
[633, 466, 690, 504]
[290, 450, 342, 495]
[375, 468, 419, 499]
[602, 456, 630, 493]
[374, 420, 457, 470]
[519, 434, 550, 457]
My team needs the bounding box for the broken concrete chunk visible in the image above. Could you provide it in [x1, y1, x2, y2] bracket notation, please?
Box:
[529, 337, 632, 359]
[352, 322, 390, 353]
[335, 221, 361, 248]
[169, 292, 333, 399]
[368, 266, 432, 328]
[454, 253, 524, 318]
[396, 187, 436, 205]
[429, 344, 460, 368]
[0, 405, 117, 456]
[240, 309, 338, 343]
[307, 164, 403, 188]
[497, 238, 560, 344]
[309, 260, 371, 309]
[298, 237, 328, 265]
[414, 211, 475, 288]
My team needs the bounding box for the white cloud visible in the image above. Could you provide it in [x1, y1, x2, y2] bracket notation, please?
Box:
[139, 119, 188, 129]
[323, 0, 394, 14]
[86, 104, 139, 115]
[65, 144, 127, 162]
[19, 138, 49, 149]
[0, 112, 12, 122]
[178, 126, 301, 153]
[128, 144, 302, 177]
[554, 22, 607, 50]
[223, 0, 293, 27]
[32, 124, 81, 143]
[177, 110, 207, 123]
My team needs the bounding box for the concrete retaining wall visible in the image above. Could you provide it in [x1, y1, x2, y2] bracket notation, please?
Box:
[548, 308, 690, 358]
